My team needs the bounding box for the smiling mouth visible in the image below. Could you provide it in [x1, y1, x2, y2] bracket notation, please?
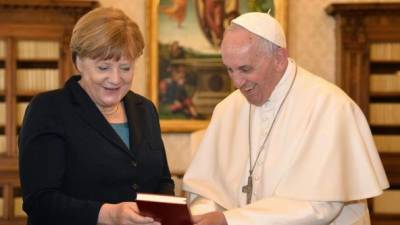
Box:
[104, 87, 119, 91]
[241, 84, 256, 94]
[104, 87, 120, 91]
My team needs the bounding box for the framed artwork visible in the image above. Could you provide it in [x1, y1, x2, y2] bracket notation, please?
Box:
[148, 0, 288, 132]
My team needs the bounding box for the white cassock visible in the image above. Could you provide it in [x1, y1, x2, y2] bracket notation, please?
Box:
[183, 59, 389, 225]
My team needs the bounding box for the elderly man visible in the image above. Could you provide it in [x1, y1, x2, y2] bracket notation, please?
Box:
[183, 12, 389, 225]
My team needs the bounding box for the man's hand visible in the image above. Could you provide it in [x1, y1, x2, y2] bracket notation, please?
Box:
[192, 211, 228, 225]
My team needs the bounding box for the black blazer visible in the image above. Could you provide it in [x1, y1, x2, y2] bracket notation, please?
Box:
[19, 76, 174, 225]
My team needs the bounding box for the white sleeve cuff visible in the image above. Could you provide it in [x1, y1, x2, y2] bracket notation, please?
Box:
[189, 193, 223, 216]
[223, 197, 344, 225]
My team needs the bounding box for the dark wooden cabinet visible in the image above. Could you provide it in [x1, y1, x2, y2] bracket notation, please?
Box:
[0, 1, 97, 224]
[327, 3, 400, 225]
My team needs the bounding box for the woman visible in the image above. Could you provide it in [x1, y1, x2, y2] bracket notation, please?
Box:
[19, 7, 174, 225]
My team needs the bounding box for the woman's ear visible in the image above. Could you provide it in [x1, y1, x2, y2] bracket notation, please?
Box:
[75, 56, 83, 73]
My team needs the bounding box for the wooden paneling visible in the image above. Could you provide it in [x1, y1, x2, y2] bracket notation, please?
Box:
[0, 1, 97, 224]
[327, 3, 400, 225]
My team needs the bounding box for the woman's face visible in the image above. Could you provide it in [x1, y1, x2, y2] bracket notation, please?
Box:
[76, 56, 135, 108]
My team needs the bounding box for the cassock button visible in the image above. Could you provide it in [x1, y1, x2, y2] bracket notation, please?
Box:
[132, 184, 139, 190]
[131, 161, 137, 167]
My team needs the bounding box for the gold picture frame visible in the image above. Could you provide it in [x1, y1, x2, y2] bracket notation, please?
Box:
[148, 0, 288, 133]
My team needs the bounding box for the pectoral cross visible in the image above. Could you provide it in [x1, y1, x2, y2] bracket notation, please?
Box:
[241, 176, 253, 204]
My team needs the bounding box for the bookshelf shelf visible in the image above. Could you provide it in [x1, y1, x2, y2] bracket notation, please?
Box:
[371, 123, 400, 127]
[17, 57, 59, 61]
[327, 3, 400, 224]
[372, 126, 400, 135]
[371, 60, 400, 64]
[17, 60, 58, 68]
[16, 91, 49, 96]
[0, 1, 98, 224]
[370, 63, 400, 74]
[370, 95, 400, 103]
[380, 152, 400, 188]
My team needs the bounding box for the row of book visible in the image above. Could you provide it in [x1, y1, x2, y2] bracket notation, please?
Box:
[374, 135, 400, 152]
[370, 42, 400, 61]
[0, 102, 29, 127]
[16, 69, 60, 93]
[0, 197, 26, 218]
[17, 102, 29, 126]
[370, 72, 400, 93]
[0, 103, 4, 126]
[373, 190, 400, 214]
[0, 40, 4, 59]
[369, 103, 400, 125]
[17, 40, 59, 60]
[0, 135, 5, 155]
[0, 69, 3, 91]
[0, 69, 60, 93]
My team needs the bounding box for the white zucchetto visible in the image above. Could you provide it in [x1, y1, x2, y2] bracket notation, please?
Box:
[232, 12, 286, 48]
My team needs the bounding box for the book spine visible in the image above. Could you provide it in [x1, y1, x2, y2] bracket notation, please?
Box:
[0, 103, 5, 126]
[17, 102, 29, 126]
[0, 69, 4, 92]
[0, 197, 3, 217]
[14, 197, 26, 217]
[0, 39, 4, 59]
[0, 135, 6, 155]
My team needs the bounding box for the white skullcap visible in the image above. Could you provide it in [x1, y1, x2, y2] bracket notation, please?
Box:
[231, 12, 286, 48]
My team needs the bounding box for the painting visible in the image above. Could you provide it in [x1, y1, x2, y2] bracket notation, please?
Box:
[148, 0, 288, 132]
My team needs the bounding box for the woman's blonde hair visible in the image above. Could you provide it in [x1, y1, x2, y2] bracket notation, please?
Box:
[70, 7, 144, 63]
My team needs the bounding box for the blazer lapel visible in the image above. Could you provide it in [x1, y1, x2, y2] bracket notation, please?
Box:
[65, 76, 133, 157]
[124, 92, 145, 155]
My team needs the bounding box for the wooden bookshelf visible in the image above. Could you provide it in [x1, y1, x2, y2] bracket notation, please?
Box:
[0, 1, 97, 224]
[327, 3, 400, 225]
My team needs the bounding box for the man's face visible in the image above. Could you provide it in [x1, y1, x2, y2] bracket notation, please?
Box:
[221, 28, 280, 106]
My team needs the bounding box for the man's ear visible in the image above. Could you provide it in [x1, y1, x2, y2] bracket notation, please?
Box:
[274, 48, 289, 72]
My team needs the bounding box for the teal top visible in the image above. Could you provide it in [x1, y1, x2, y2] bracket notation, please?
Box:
[111, 123, 130, 149]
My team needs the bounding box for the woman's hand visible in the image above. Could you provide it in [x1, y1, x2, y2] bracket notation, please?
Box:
[98, 202, 160, 225]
